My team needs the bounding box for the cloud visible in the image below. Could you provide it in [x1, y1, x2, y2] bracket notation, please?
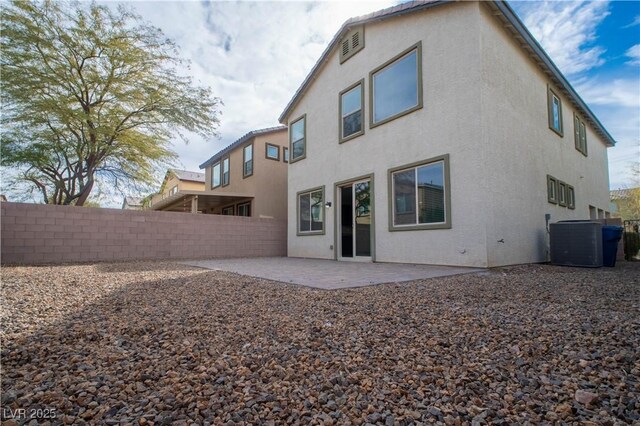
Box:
[625, 44, 640, 66]
[112, 0, 395, 176]
[622, 15, 640, 28]
[574, 76, 640, 188]
[574, 76, 640, 108]
[518, 0, 610, 76]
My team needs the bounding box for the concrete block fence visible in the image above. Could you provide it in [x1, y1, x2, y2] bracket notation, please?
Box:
[1, 202, 286, 265]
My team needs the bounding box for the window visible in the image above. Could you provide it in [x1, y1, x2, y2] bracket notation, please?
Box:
[265, 143, 279, 160]
[243, 144, 253, 177]
[297, 187, 324, 235]
[547, 86, 563, 136]
[221, 206, 234, 215]
[339, 25, 364, 63]
[388, 154, 450, 231]
[169, 185, 178, 196]
[547, 175, 558, 204]
[589, 205, 597, 219]
[370, 42, 422, 127]
[574, 113, 588, 156]
[283, 147, 289, 163]
[558, 181, 567, 207]
[290, 115, 306, 162]
[221, 157, 230, 187]
[212, 162, 221, 188]
[340, 80, 364, 142]
[567, 185, 575, 209]
[237, 202, 251, 217]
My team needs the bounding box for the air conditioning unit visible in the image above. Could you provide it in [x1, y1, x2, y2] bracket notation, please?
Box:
[550, 221, 603, 267]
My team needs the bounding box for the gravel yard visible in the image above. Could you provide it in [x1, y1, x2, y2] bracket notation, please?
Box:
[1, 261, 639, 425]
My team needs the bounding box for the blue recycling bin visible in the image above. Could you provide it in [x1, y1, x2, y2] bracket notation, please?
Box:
[602, 226, 623, 267]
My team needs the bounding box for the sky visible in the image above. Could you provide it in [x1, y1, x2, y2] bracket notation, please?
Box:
[4, 0, 639, 204]
[112, 0, 638, 201]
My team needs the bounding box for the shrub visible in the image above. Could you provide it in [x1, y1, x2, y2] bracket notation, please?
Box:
[623, 232, 640, 261]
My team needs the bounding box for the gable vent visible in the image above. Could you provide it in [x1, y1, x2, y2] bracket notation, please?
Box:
[342, 39, 350, 57]
[339, 25, 364, 64]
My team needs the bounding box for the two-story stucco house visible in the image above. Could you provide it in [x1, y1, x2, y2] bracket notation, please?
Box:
[279, 0, 616, 268]
[150, 169, 207, 213]
[199, 126, 288, 220]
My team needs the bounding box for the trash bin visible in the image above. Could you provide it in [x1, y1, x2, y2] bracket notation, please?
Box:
[602, 226, 623, 267]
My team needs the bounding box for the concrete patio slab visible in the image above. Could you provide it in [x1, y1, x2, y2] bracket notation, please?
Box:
[181, 257, 484, 289]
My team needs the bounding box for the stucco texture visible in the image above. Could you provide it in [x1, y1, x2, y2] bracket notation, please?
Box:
[285, 1, 611, 268]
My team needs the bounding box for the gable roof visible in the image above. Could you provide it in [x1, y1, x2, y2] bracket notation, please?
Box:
[199, 125, 287, 169]
[278, 0, 616, 147]
[170, 169, 205, 183]
[124, 196, 143, 206]
[610, 188, 638, 201]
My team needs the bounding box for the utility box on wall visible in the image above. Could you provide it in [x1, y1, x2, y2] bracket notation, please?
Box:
[550, 221, 603, 267]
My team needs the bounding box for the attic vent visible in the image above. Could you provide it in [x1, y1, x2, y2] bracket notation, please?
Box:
[339, 25, 364, 64]
[342, 39, 350, 57]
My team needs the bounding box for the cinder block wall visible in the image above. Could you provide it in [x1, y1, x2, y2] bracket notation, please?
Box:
[1, 203, 286, 265]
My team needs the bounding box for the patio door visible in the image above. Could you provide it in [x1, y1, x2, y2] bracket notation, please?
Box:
[338, 179, 372, 261]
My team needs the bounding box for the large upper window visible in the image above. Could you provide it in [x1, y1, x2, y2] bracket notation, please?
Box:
[212, 162, 221, 188]
[370, 42, 422, 127]
[574, 113, 588, 156]
[222, 157, 230, 186]
[290, 115, 306, 162]
[389, 154, 450, 231]
[297, 187, 324, 235]
[243, 144, 253, 177]
[340, 80, 364, 142]
[547, 86, 563, 136]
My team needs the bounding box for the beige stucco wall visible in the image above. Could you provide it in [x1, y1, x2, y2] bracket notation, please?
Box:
[478, 3, 611, 266]
[285, 2, 490, 266]
[203, 129, 288, 220]
[285, 1, 612, 267]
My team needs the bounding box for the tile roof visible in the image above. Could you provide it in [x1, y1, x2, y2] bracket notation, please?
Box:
[170, 169, 205, 183]
[610, 188, 638, 201]
[124, 196, 143, 206]
[277, 0, 615, 147]
[199, 126, 287, 169]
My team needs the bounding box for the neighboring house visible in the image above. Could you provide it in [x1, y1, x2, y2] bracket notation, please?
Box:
[150, 169, 206, 213]
[122, 196, 143, 210]
[198, 126, 288, 219]
[611, 187, 640, 220]
[278, 1, 615, 268]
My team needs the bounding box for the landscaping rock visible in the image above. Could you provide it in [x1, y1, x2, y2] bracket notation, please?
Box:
[1, 261, 639, 424]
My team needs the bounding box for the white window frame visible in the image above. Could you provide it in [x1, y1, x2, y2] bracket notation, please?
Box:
[289, 114, 306, 163]
[243, 144, 253, 178]
[212, 162, 221, 188]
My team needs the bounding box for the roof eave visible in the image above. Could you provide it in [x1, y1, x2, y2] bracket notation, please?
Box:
[199, 126, 287, 169]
